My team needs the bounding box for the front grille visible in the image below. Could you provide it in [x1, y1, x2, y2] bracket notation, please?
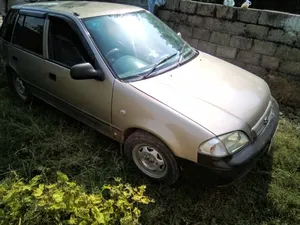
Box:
[252, 102, 272, 138]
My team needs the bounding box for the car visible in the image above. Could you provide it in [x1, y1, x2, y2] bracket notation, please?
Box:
[0, 1, 279, 185]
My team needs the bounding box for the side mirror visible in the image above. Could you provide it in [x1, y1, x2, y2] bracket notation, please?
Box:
[177, 32, 182, 38]
[70, 63, 105, 81]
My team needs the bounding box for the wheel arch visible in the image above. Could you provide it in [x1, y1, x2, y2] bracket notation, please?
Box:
[123, 126, 178, 157]
[5, 64, 21, 79]
[5, 64, 17, 89]
[5, 64, 15, 75]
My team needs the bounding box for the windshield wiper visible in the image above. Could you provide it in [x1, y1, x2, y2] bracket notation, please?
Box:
[143, 53, 178, 79]
[177, 41, 187, 66]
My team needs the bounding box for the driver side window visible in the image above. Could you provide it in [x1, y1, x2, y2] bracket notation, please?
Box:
[48, 16, 92, 68]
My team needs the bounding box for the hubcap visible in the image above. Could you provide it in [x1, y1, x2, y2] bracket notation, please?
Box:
[14, 76, 27, 100]
[132, 145, 167, 179]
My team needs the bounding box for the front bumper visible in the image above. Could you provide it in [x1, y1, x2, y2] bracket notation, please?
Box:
[180, 98, 280, 185]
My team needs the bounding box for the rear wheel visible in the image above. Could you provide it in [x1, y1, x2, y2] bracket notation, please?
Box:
[9, 71, 32, 102]
[124, 130, 180, 185]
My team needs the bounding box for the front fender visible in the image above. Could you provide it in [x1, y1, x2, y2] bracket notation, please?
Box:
[112, 80, 215, 162]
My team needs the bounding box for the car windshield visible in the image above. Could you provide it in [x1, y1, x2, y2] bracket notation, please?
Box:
[82, 11, 197, 80]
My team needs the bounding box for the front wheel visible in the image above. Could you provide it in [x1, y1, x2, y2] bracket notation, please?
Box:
[124, 130, 180, 185]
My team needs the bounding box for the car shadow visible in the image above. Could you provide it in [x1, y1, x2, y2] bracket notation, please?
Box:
[125, 150, 276, 225]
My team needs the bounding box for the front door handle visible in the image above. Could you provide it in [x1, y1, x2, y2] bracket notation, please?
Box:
[49, 73, 56, 81]
[12, 56, 18, 62]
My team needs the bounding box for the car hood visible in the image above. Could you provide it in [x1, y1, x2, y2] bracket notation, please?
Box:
[130, 53, 271, 136]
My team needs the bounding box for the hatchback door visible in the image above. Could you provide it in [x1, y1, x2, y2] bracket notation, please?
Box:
[43, 15, 114, 137]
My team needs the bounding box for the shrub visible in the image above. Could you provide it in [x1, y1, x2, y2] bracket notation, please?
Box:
[0, 172, 154, 225]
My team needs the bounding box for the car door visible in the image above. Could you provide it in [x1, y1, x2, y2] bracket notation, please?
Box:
[43, 14, 114, 138]
[9, 10, 46, 87]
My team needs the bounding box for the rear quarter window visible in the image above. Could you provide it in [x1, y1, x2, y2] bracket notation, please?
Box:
[12, 14, 25, 46]
[0, 9, 18, 42]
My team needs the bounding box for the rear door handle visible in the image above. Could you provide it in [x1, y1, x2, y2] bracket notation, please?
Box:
[12, 56, 18, 62]
[49, 73, 56, 81]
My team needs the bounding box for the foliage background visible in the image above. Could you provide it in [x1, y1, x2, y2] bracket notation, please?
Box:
[0, 172, 153, 225]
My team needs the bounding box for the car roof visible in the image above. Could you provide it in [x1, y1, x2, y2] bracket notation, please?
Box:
[12, 1, 143, 18]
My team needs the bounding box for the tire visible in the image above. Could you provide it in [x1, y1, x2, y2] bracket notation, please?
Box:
[8, 70, 32, 103]
[124, 130, 180, 185]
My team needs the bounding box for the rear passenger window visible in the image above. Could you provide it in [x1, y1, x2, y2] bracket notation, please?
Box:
[0, 9, 18, 42]
[22, 16, 44, 55]
[48, 17, 92, 68]
[12, 15, 44, 55]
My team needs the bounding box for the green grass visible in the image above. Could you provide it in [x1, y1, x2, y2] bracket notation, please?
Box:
[0, 87, 299, 225]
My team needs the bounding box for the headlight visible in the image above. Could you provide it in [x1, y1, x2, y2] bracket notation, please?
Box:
[199, 131, 249, 157]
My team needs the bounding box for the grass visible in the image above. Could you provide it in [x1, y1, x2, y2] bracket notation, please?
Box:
[0, 86, 299, 225]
